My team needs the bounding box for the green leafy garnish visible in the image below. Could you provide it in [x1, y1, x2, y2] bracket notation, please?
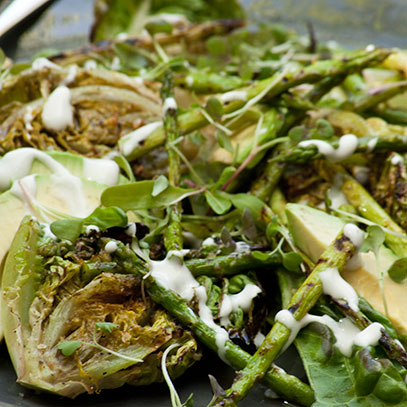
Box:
[152, 175, 169, 197]
[96, 322, 119, 333]
[58, 340, 82, 356]
[50, 219, 84, 242]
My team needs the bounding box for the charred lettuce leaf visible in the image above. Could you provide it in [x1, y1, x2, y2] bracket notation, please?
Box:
[91, 0, 244, 42]
[1, 216, 200, 398]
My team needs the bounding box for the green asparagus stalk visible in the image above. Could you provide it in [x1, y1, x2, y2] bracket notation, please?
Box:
[161, 71, 183, 252]
[175, 72, 247, 93]
[122, 49, 390, 161]
[269, 187, 288, 225]
[374, 107, 407, 125]
[185, 250, 281, 277]
[340, 173, 407, 258]
[211, 227, 357, 407]
[273, 134, 407, 164]
[112, 243, 315, 406]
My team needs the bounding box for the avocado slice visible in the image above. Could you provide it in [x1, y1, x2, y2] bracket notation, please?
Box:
[286, 203, 407, 335]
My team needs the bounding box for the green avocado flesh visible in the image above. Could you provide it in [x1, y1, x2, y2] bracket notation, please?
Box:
[286, 203, 407, 335]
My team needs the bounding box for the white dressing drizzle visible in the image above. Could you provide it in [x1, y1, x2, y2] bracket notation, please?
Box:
[354, 322, 383, 348]
[367, 137, 378, 152]
[85, 225, 100, 234]
[275, 310, 361, 356]
[298, 134, 358, 162]
[343, 223, 365, 247]
[24, 106, 34, 131]
[63, 65, 78, 85]
[84, 60, 97, 70]
[120, 121, 163, 156]
[220, 90, 247, 104]
[235, 241, 251, 253]
[391, 154, 403, 165]
[105, 241, 118, 254]
[162, 97, 177, 116]
[83, 158, 119, 186]
[253, 332, 265, 348]
[219, 284, 261, 326]
[320, 267, 359, 311]
[40, 222, 57, 240]
[32, 57, 61, 71]
[185, 75, 194, 87]
[149, 250, 261, 361]
[125, 223, 136, 237]
[41, 86, 74, 131]
[354, 166, 370, 184]
[202, 237, 216, 247]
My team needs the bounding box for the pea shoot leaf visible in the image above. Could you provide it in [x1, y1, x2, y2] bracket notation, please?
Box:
[152, 175, 169, 197]
[96, 322, 119, 333]
[360, 225, 385, 254]
[50, 219, 84, 242]
[221, 226, 236, 252]
[205, 191, 232, 215]
[387, 257, 407, 283]
[113, 154, 136, 182]
[101, 181, 194, 210]
[84, 206, 128, 229]
[145, 20, 173, 36]
[205, 97, 223, 120]
[266, 215, 280, 240]
[216, 131, 234, 153]
[242, 208, 257, 240]
[282, 252, 302, 272]
[58, 340, 82, 356]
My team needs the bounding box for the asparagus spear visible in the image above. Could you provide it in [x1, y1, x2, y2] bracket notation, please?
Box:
[340, 173, 407, 258]
[112, 243, 315, 406]
[211, 227, 357, 407]
[175, 72, 247, 93]
[121, 49, 390, 161]
[185, 250, 281, 277]
[161, 71, 183, 252]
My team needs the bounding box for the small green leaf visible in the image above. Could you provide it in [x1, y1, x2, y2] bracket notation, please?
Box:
[242, 208, 257, 240]
[288, 126, 306, 143]
[145, 20, 173, 36]
[84, 207, 128, 230]
[182, 393, 194, 407]
[216, 131, 234, 153]
[316, 118, 334, 140]
[388, 258, 407, 283]
[152, 175, 169, 197]
[360, 225, 385, 253]
[58, 340, 82, 356]
[205, 97, 223, 120]
[221, 226, 236, 252]
[96, 322, 119, 333]
[266, 215, 280, 240]
[113, 154, 135, 182]
[211, 166, 236, 191]
[282, 252, 302, 272]
[206, 36, 226, 55]
[205, 191, 232, 215]
[113, 43, 149, 70]
[50, 219, 84, 242]
[252, 251, 271, 261]
[189, 131, 206, 146]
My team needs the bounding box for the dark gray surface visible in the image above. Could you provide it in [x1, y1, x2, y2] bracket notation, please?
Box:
[0, 0, 405, 406]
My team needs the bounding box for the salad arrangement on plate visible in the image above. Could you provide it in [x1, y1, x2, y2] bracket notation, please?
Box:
[1, 1, 407, 406]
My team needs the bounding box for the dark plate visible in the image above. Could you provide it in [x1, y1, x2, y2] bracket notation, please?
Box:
[0, 0, 405, 406]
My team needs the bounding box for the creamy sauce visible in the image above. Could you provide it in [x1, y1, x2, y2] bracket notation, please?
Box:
[120, 121, 163, 156]
[85, 225, 100, 234]
[328, 185, 348, 209]
[202, 237, 216, 247]
[162, 97, 177, 115]
[125, 223, 136, 237]
[253, 332, 266, 348]
[110, 56, 121, 70]
[367, 137, 378, 152]
[320, 267, 359, 311]
[343, 223, 364, 247]
[354, 322, 383, 348]
[354, 166, 370, 184]
[235, 241, 251, 252]
[84, 60, 97, 70]
[32, 57, 61, 71]
[41, 86, 74, 131]
[105, 240, 118, 254]
[391, 154, 403, 165]
[63, 65, 78, 85]
[275, 310, 361, 356]
[220, 90, 247, 104]
[298, 134, 358, 162]
[24, 106, 34, 131]
[83, 158, 119, 186]
[40, 222, 57, 240]
[185, 75, 194, 87]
